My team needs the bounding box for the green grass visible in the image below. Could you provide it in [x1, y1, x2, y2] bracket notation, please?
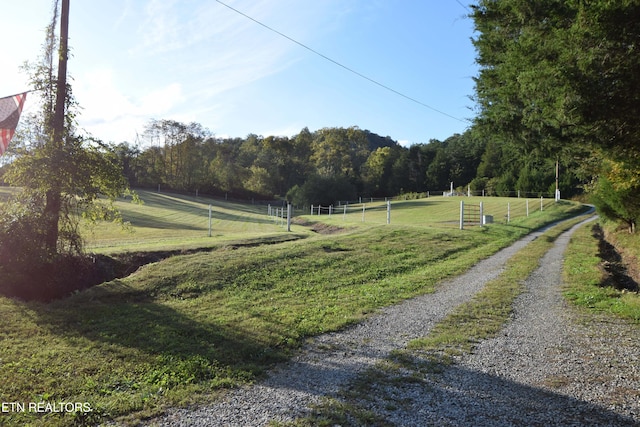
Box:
[563, 222, 640, 322]
[83, 190, 301, 253]
[0, 193, 586, 426]
[313, 195, 557, 227]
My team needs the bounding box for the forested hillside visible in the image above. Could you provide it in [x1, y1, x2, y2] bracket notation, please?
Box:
[107, 120, 582, 206]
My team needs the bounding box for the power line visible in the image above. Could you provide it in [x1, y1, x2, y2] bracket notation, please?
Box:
[214, 0, 469, 124]
[455, 0, 472, 13]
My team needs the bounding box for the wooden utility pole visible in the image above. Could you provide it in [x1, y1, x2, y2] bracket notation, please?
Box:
[44, 0, 70, 254]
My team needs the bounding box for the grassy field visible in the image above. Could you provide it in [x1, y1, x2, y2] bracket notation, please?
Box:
[83, 190, 301, 253]
[84, 190, 559, 253]
[0, 191, 589, 426]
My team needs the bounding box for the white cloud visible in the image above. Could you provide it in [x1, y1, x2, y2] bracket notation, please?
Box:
[75, 67, 185, 142]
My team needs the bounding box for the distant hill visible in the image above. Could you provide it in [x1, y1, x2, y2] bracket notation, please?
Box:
[364, 130, 398, 151]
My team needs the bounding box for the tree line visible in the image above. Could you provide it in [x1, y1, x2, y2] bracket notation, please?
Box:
[111, 120, 582, 206]
[471, 0, 640, 232]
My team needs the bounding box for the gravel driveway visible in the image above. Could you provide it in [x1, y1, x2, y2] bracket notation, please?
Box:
[154, 215, 639, 426]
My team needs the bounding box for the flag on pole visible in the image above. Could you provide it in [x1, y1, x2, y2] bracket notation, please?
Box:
[0, 92, 28, 156]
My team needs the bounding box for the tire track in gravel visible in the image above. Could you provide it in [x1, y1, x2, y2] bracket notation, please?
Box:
[153, 213, 601, 426]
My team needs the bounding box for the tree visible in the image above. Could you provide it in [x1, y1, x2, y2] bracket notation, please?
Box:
[2, 0, 130, 263]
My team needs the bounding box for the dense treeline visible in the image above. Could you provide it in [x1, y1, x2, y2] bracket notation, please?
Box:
[471, 0, 640, 231]
[111, 119, 581, 206]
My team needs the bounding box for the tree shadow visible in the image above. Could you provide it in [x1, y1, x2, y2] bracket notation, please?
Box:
[592, 224, 639, 292]
[256, 348, 639, 426]
[125, 192, 274, 229]
[35, 282, 288, 381]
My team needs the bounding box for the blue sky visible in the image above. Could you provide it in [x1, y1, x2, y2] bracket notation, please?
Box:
[2, 0, 477, 147]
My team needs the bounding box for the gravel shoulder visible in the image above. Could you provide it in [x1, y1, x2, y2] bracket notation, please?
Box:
[153, 215, 640, 426]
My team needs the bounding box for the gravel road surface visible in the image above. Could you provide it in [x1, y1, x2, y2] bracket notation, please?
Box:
[153, 215, 639, 426]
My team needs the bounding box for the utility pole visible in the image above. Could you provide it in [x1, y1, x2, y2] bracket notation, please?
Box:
[555, 158, 560, 202]
[44, 0, 70, 254]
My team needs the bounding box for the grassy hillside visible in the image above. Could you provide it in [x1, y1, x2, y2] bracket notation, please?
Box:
[85, 190, 559, 253]
[0, 192, 587, 426]
[84, 190, 302, 253]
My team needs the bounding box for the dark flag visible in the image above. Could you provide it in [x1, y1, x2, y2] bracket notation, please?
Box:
[0, 92, 27, 156]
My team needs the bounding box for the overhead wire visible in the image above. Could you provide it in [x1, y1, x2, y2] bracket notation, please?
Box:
[214, 0, 469, 124]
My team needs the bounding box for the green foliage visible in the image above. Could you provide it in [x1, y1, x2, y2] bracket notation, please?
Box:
[590, 159, 640, 233]
[471, 0, 640, 227]
[286, 174, 356, 207]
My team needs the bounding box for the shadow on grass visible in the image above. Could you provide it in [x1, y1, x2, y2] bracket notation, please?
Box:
[123, 192, 273, 229]
[35, 284, 289, 390]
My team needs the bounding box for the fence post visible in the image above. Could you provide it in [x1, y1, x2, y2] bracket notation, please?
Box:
[387, 200, 391, 224]
[526, 199, 529, 217]
[362, 204, 365, 222]
[208, 204, 212, 237]
[540, 196, 544, 211]
[287, 203, 291, 232]
[343, 204, 347, 221]
[310, 205, 313, 215]
[460, 200, 464, 230]
[480, 202, 484, 227]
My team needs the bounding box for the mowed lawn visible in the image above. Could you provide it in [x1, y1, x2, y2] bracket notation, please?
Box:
[0, 190, 586, 426]
[84, 190, 300, 253]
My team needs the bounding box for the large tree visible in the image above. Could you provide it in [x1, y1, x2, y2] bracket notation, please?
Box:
[2, 0, 129, 262]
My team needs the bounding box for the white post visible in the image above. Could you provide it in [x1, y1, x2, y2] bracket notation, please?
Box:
[526, 199, 529, 217]
[468, 185, 471, 197]
[268, 204, 271, 217]
[362, 204, 365, 222]
[287, 203, 292, 232]
[208, 204, 212, 237]
[329, 205, 333, 217]
[311, 205, 314, 215]
[460, 200, 464, 230]
[540, 196, 544, 211]
[450, 181, 454, 195]
[343, 204, 347, 221]
[480, 202, 484, 227]
[387, 200, 391, 224]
